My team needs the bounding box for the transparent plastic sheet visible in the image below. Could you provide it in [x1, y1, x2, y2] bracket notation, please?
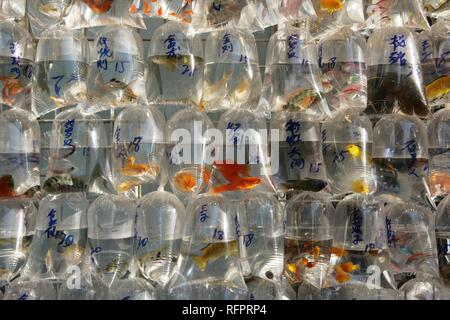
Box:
[3, 278, 57, 300]
[0, 108, 41, 198]
[63, 0, 145, 30]
[236, 191, 284, 282]
[187, 0, 265, 35]
[26, 0, 74, 38]
[366, 25, 430, 119]
[384, 201, 440, 288]
[372, 114, 431, 207]
[436, 195, 450, 286]
[327, 194, 395, 291]
[258, 21, 330, 118]
[0, 0, 26, 21]
[270, 112, 328, 194]
[146, 22, 204, 107]
[424, 0, 450, 18]
[109, 277, 156, 300]
[212, 109, 275, 195]
[363, 0, 430, 34]
[427, 108, 450, 203]
[321, 109, 374, 196]
[57, 270, 111, 299]
[254, 0, 285, 30]
[399, 275, 450, 300]
[318, 26, 367, 114]
[129, 0, 194, 24]
[166, 109, 214, 204]
[284, 191, 334, 290]
[0, 20, 34, 109]
[309, 0, 365, 40]
[135, 191, 185, 289]
[44, 105, 115, 196]
[21, 193, 88, 281]
[111, 105, 166, 195]
[201, 29, 261, 112]
[87, 194, 136, 287]
[246, 276, 296, 300]
[86, 26, 146, 112]
[0, 198, 36, 286]
[417, 19, 450, 109]
[167, 194, 248, 300]
[32, 27, 89, 117]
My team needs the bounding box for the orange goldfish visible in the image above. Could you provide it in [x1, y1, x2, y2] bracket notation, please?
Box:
[0, 175, 15, 197]
[120, 156, 159, 177]
[352, 179, 370, 194]
[339, 262, 360, 273]
[82, 0, 113, 14]
[334, 265, 351, 283]
[173, 168, 211, 193]
[212, 162, 262, 193]
[130, 1, 151, 15]
[320, 0, 344, 14]
[0, 76, 24, 103]
[426, 75, 450, 103]
[301, 257, 316, 268]
[312, 246, 321, 260]
[191, 240, 238, 271]
[430, 171, 450, 194]
[331, 246, 348, 257]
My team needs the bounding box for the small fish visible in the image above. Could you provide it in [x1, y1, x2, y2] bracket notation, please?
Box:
[82, 0, 113, 14]
[331, 246, 348, 257]
[104, 257, 128, 273]
[320, 0, 344, 14]
[191, 240, 238, 272]
[138, 245, 169, 264]
[284, 88, 320, 111]
[346, 144, 363, 159]
[0, 76, 24, 103]
[339, 262, 360, 273]
[202, 71, 234, 101]
[61, 244, 86, 266]
[426, 75, 450, 103]
[120, 156, 160, 178]
[430, 171, 450, 194]
[212, 162, 262, 193]
[312, 246, 321, 260]
[130, 0, 151, 15]
[301, 257, 316, 268]
[334, 265, 351, 283]
[173, 168, 211, 193]
[352, 179, 370, 194]
[0, 175, 15, 197]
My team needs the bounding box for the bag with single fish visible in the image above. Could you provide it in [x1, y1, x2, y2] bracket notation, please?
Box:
[129, 0, 195, 25]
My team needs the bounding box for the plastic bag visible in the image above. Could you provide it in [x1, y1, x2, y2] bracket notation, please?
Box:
[399, 275, 450, 300]
[0, 19, 34, 109]
[201, 29, 261, 112]
[318, 26, 367, 113]
[44, 105, 114, 195]
[110, 277, 156, 300]
[111, 105, 166, 194]
[3, 278, 57, 300]
[0, 198, 36, 286]
[270, 112, 328, 194]
[0, 0, 26, 21]
[366, 25, 429, 119]
[278, 0, 317, 23]
[259, 21, 330, 118]
[372, 114, 431, 207]
[0, 108, 41, 198]
[417, 19, 450, 108]
[22, 192, 88, 280]
[57, 271, 111, 300]
[146, 22, 204, 107]
[424, 0, 450, 18]
[322, 109, 374, 196]
[427, 107, 450, 203]
[384, 201, 440, 287]
[167, 193, 248, 300]
[64, 0, 145, 30]
[86, 26, 146, 112]
[166, 109, 214, 203]
[187, 0, 264, 35]
[129, 0, 195, 24]
[32, 27, 89, 117]
[26, 0, 73, 38]
[436, 195, 450, 286]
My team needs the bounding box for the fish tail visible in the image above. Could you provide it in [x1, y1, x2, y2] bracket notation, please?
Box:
[192, 255, 207, 271]
[143, 1, 151, 15]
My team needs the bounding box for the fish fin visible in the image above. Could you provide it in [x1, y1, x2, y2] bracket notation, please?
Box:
[192, 255, 207, 271]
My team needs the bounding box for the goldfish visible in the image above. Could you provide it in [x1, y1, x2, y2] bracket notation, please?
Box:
[426, 75, 450, 103]
[284, 88, 319, 111]
[334, 265, 351, 283]
[0, 175, 15, 197]
[120, 156, 160, 178]
[320, 0, 344, 14]
[312, 246, 321, 260]
[130, 0, 152, 15]
[331, 246, 348, 257]
[82, 0, 113, 14]
[202, 71, 234, 101]
[430, 171, 450, 194]
[0, 76, 25, 103]
[301, 257, 316, 268]
[352, 179, 370, 194]
[346, 144, 363, 159]
[231, 75, 251, 102]
[212, 162, 261, 193]
[173, 168, 211, 193]
[339, 262, 360, 273]
[191, 240, 238, 272]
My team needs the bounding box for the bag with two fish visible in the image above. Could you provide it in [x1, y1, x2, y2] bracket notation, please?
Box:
[129, 0, 195, 25]
[26, 0, 73, 38]
[64, 0, 145, 30]
[187, 0, 264, 35]
[309, 0, 366, 40]
[363, 0, 430, 35]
